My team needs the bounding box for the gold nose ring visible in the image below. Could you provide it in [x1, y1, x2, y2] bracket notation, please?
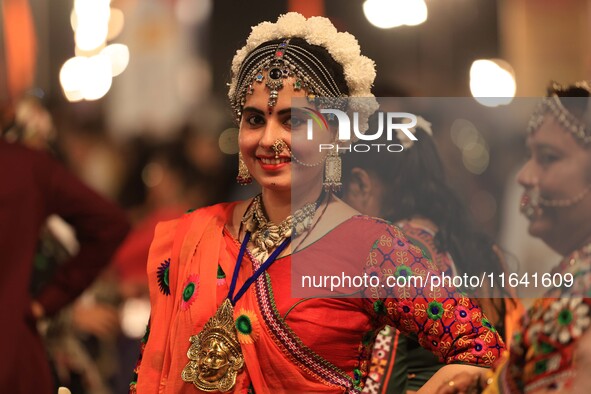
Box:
[272, 139, 287, 159]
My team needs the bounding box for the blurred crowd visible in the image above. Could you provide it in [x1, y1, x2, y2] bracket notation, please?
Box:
[2, 95, 238, 394]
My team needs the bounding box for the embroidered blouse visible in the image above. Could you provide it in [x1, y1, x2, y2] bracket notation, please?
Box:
[491, 244, 591, 393]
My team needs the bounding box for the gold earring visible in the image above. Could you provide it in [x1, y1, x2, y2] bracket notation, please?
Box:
[236, 152, 252, 185]
[323, 148, 342, 192]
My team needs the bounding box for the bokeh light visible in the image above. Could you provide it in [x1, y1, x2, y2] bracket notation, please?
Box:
[470, 59, 516, 107]
[363, 0, 428, 29]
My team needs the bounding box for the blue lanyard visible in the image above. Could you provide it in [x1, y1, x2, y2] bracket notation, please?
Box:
[227, 231, 291, 305]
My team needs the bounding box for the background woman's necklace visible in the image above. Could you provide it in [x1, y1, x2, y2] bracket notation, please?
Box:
[556, 242, 591, 272]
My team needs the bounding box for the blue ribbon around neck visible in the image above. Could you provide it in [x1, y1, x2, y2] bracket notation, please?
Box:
[227, 231, 291, 306]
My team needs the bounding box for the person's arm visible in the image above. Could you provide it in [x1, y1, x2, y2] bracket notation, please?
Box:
[362, 224, 505, 371]
[33, 152, 130, 316]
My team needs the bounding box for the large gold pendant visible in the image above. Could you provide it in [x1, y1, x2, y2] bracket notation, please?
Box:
[181, 298, 245, 392]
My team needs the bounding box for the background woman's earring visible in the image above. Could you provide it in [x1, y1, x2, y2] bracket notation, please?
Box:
[323, 150, 342, 192]
[236, 152, 252, 185]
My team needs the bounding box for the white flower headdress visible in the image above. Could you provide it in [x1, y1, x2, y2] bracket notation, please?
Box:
[228, 12, 379, 135]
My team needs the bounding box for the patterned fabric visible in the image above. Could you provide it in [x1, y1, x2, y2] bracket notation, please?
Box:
[235, 308, 260, 345]
[364, 220, 521, 393]
[363, 220, 457, 394]
[179, 274, 199, 310]
[156, 258, 171, 296]
[488, 244, 591, 393]
[133, 204, 504, 393]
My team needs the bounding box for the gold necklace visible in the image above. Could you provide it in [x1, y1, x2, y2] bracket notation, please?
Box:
[241, 194, 321, 262]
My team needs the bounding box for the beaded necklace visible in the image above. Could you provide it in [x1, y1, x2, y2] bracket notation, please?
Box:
[241, 192, 325, 262]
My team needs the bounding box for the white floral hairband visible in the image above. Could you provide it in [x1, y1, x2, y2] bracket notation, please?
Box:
[228, 12, 379, 136]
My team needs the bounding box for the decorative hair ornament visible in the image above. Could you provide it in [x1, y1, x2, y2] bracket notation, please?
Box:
[233, 39, 346, 113]
[228, 12, 379, 136]
[396, 115, 432, 149]
[527, 80, 591, 145]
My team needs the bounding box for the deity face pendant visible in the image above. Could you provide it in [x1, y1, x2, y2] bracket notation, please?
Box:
[181, 299, 244, 392]
[197, 340, 232, 383]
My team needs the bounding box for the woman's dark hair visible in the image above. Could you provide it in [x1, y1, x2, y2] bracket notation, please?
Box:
[342, 126, 511, 331]
[551, 83, 591, 124]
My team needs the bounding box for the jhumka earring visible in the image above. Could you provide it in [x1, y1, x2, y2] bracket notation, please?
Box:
[236, 152, 252, 185]
[323, 148, 342, 192]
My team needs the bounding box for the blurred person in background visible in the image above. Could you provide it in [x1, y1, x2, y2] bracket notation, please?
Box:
[436, 81, 591, 394]
[0, 99, 130, 394]
[342, 115, 520, 394]
[54, 108, 126, 200]
[12, 97, 127, 394]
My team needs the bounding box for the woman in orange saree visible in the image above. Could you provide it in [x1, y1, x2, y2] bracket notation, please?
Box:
[132, 13, 504, 394]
